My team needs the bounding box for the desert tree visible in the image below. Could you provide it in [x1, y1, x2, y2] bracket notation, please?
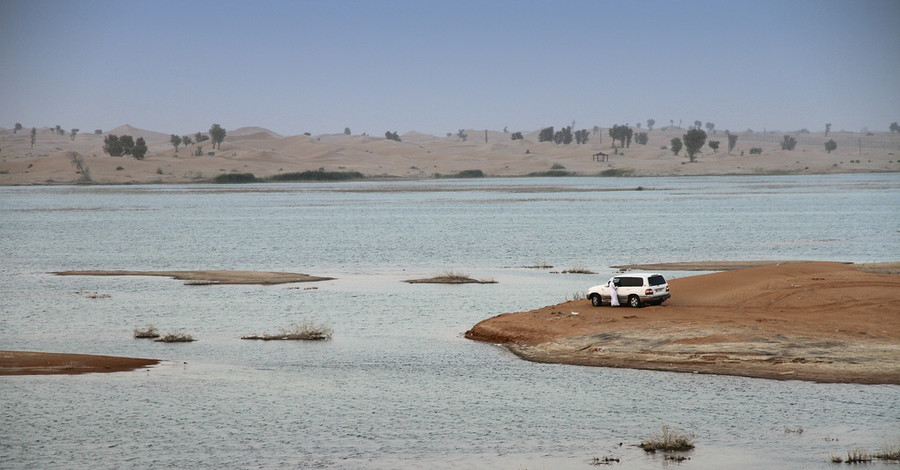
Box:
[54, 125, 63, 135]
[209, 124, 226, 150]
[608, 124, 632, 148]
[170, 134, 182, 152]
[727, 131, 738, 154]
[647, 119, 655, 131]
[457, 129, 468, 141]
[538, 126, 554, 142]
[825, 123, 831, 136]
[592, 125, 600, 135]
[344, 127, 351, 135]
[70, 154, 91, 182]
[384, 131, 401, 142]
[890, 122, 899, 134]
[503, 126, 508, 133]
[574, 129, 590, 144]
[693, 120, 702, 130]
[511, 131, 523, 140]
[70, 128, 78, 141]
[634, 132, 648, 145]
[182, 135, 193, 146]
[132, 137, 148, 160]
[825, 139, 837, 153]
[705, 122, 715, 135]
[194, 131, 208, 143]
[103, 134, 125, 157]
[683, 128, 706, 162]
[553, 126, 573, 145]
[670, 137, 682, 156]
[708, 140, 720, 153]
[781, 135, 798, 151]
[119, 135, 135, 157]
[30, 127, 36, 149]
[14, 123, 23, 134]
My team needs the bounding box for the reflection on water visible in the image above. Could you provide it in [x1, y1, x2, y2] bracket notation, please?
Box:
[1, 174, 898, 469]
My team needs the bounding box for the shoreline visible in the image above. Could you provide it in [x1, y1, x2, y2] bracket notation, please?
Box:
[0, 350, 159, 376]
[1, 169, 897, 187]
[466, 262, 900, 384]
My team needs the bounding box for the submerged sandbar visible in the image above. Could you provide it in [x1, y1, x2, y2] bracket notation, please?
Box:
[0, 350, 158, 375]
[53, 270, 334, 285]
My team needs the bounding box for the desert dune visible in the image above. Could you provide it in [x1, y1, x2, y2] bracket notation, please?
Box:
[2, 125, 897, 185]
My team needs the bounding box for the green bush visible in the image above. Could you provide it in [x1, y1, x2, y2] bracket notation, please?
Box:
[453, 169, 484, 178]
[267, 170, 364, 182]
[213, 173, 258, 183]
[527, 170, 572, 177]
[599, 168, 635, 177]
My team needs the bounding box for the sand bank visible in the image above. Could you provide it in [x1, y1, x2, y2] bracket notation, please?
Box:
[613, 260, 900, 274]
[53, 270, 333, 285]
[466, 262, 900, 384]
[0, 350, 158, 375]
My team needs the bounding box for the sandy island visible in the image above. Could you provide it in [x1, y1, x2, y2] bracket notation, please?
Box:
[0, 350, 158, 376]
[466, 262, 900, 384]
[53, 270, 334, 285]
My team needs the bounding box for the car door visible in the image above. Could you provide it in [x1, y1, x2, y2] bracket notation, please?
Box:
[617, 276, 642, 301]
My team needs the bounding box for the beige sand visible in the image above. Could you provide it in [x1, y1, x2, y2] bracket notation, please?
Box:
[2, 125, 897, 184]
[614, 260, 900, 274]
[0, 350, 158, 375]
[53, 270, 333, 285]
[466, 262, 900, 384]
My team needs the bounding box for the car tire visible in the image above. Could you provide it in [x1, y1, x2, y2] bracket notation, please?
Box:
[628, 295, 642, 308]
[590, 294, 602, 307]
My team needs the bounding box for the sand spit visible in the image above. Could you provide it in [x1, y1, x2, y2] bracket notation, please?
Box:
[0, 350, 158, 375]
[466, 262, 900, 384]
[53, 270, 334, 285]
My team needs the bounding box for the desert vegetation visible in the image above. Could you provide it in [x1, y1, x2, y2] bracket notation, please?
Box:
[830, 440, 900, 464]
[241, 319, 333, 341]
[213, 170, 365, 184]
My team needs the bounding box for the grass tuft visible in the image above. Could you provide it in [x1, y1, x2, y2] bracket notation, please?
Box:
[639, 426, 695, 452]
[133, 325, 160, 339]
[845, 448, 872, 463]
[875, 439, 900, 461]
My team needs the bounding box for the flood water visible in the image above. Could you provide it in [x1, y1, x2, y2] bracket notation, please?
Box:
[1, 174, 898, 469]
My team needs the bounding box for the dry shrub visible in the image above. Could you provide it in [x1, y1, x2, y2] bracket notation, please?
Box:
[242, 319, 333, 341]
[133, 325, 160, 339]
[639, 426, 695, 452]
[154, 331, 196, 343]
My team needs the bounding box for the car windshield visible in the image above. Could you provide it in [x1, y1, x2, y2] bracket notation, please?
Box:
[648, 275, 666, 286]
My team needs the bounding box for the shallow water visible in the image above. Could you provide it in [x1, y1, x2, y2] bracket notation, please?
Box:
[1, 174, 898, 469]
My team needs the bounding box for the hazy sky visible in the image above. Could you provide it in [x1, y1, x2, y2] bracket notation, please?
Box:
[2, 0, 898, 136]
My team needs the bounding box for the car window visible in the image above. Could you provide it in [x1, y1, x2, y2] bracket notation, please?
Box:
[619, 277, 642, 287]
[648, 275, 666, 286]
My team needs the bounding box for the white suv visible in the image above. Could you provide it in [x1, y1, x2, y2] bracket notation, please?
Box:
[587, 273, 670, 308]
